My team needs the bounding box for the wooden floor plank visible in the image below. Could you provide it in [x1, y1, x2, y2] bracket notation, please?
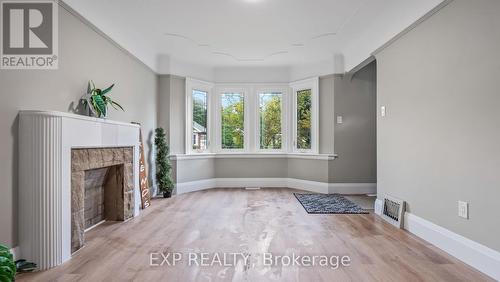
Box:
[17, 188, 493, 282]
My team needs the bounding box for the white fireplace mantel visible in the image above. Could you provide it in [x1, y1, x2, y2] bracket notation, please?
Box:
[18, 110, 141, 270]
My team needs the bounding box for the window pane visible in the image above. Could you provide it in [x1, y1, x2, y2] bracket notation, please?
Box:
[259, 93, 282, 150]
[221, 93, 244, 149]
[296, 89, 312, 150]
[192, 90, 208, 150]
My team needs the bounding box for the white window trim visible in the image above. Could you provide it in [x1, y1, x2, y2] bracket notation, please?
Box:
[185, 78, 214, 154]
[290, 77, 319, 154]
[185, 80, 318, 155]
[254, 86, 288, 153]
[214, 86, 250, 153]
[171, 153, 337, 161]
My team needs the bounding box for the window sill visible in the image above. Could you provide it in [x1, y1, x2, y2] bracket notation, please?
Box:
[170, 153, 337, 161]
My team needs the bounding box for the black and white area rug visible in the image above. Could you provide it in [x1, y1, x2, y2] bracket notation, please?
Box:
[294, 193, 369, 214]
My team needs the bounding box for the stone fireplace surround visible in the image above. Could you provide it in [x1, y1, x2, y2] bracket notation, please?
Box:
[71, 147, 134, 253]
[19, 111, 141, 270]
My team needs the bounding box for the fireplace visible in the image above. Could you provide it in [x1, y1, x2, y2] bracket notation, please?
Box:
[19, 110, 142, 270]
[71, 147, 134, 253]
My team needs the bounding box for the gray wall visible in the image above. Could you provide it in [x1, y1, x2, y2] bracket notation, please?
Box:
[175, 157, 329, 183]
[0, 5, 158, 247]
[158, 75, 186, 155]
[319, 75, 335, 154]
[329, 62, 377, 183]
[288, 159, 329, 183]
[157, 76, 170, 136]
[215, 159, 288, 179]
[376, 0, 500, 251]
[173, 158, 215, 183]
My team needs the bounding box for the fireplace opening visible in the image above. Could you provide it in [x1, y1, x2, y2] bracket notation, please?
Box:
[84, 165, 124, 230]
[71, 147, 134, 254]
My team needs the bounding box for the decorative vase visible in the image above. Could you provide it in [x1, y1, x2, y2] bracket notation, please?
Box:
[163, 191, 171, 198]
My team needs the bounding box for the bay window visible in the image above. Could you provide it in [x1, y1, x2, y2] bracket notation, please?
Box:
[186, 78, 318, 155]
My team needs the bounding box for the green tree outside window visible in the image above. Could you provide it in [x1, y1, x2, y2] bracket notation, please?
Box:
[296, 89, 312, 149]
[259, 93, 282, 149]
[221, 93, 245, 149]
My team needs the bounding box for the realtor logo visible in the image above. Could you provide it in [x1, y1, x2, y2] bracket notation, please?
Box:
[1, 0, 58, 69]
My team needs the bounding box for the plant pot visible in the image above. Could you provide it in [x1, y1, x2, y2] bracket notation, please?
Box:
[83, 99, 107, 119]
[86, 105, 106, 118]
[87, 106, 96, 117]
[163, 191, 171, 198]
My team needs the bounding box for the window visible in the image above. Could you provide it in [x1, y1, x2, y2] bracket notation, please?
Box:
[186, 78, 318, 155]
[220, 93, 245, 150]
[259, 93, 282, 150]
[186, 78, 213, 154]
[296, 89, 311, 150]
[192, 90, 208, 151]
[291, 77, 318, 153]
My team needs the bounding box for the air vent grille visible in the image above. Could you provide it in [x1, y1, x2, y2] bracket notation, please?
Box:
[382, 195, 405, 228]
[245, 187, 261, 190]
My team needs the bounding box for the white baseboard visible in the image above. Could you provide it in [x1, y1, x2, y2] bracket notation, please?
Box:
[217, 178, 287, 189]
[175, 178, 217, 194]
[375, 198, 383, 215]
[287, 178, 329, 194]
[176, 178, 374, 195]
[329, 183, 376, 194]
[375, 199, 500, 280]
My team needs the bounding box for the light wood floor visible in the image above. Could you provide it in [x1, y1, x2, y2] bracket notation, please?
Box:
[18, 188, 492, 282]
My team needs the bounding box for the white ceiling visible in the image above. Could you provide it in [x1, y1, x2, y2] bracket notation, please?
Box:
[63, 0, 444, 75]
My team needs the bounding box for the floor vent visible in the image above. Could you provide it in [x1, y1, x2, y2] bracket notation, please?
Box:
[382, 195, 405, 228]
[245, 187, 261, 190]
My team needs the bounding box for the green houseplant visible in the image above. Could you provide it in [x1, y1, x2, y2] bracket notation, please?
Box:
[81, 81, 124, 118]
[0, 244, 15, 282]
[154, 128, 174, 198]
[0, 244, 38, 281]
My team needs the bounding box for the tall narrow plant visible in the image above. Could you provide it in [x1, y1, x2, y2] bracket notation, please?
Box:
[155, 128, 174, 198]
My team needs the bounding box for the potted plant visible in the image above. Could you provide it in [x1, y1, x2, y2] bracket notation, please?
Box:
[0, 244, 37, 282]
[80, 81, 124, 118]
[155, 128, 174, 198]
[0, 244, 15, 282]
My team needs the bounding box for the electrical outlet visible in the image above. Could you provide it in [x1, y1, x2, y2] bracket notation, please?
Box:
[458, 201, 468, 219]
[381, 106, 386, 117]
[336, 115, 343, 124]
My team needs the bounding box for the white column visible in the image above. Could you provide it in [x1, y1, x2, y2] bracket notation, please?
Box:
[19, 114, 63, 270]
